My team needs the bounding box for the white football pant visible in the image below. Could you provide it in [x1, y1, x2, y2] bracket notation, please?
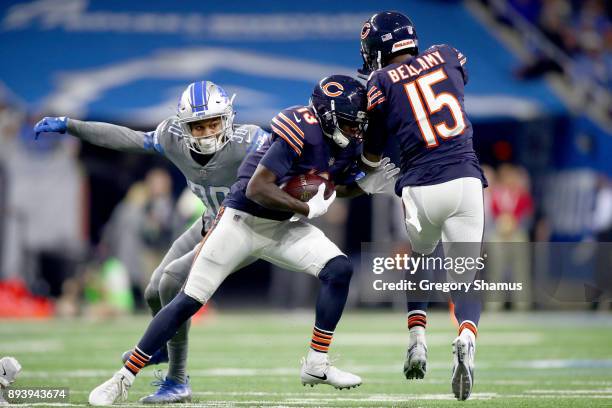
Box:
[184, 208, 345, 303]
[401, 177, 484, 257]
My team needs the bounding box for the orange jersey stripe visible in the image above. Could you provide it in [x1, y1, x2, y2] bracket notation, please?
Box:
[367, 97, 386, 111]
[271, 126, 302, 155]
[272, 117, 304, 147]
[277, 112, 305, 137]
[369, 90, 383, 101]
[367, 86, 378, 97]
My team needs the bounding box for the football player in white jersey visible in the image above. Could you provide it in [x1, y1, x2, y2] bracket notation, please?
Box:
[34, 81, 268, 404]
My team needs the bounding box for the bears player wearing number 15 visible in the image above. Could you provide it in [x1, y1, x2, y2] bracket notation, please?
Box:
[359, 11, 488, 400]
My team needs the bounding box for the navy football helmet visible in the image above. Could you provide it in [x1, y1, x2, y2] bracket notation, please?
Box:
[310, 75, 368, 148]
[359, 11, 419, 76]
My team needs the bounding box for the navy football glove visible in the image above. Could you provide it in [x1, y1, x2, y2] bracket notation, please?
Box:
[34, 116, 68, 139]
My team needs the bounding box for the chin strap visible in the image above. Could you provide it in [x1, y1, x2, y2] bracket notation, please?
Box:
[332, 129, 350, 148]
[328, 100, 350, 148]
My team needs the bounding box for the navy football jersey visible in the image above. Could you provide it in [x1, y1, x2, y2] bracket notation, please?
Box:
[224, 105, 363, 220]
[365, 44, 486, 194]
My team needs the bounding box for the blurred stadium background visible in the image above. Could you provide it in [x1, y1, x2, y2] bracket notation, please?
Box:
[0, 0, 611, 406]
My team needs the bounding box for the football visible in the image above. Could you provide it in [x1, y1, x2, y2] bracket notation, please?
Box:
[282, 174, 335, 202]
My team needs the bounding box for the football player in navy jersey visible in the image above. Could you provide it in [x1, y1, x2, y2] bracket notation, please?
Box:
[358, 11, 487, 400]
[88, 75, 399, 405]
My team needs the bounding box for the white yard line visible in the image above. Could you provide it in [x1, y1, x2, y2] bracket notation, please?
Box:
[526, 389, 612, 394]
[0, 339, 63, 353]
[510, 359, 612, 369]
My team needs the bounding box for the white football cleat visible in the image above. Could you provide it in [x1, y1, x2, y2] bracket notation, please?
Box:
[88, 373, 131, 406]
[451, 334, 475, 400]
[0, 357, 22, 388]
[404, 337, 427, 379]
[300, 352, 361, 389]
[0, 356, 21, 405]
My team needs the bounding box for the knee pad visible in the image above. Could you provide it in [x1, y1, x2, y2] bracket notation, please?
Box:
[319, 255, 353, 285]
[144, 282, 161, 311]
[159, 271, 185, 305]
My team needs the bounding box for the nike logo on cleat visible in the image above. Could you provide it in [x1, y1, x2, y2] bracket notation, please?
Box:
[305, 372, 327, 380]
[1, 366, 6, 376]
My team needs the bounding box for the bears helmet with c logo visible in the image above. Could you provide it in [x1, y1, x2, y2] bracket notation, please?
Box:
[359, 11, 419, 76]
[310, 75, 368, 148]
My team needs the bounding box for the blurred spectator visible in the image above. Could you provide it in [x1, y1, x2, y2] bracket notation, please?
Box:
[98, 168, 176, 308]
[0, 109, 86, 296]
[486, 164, 534, 310]
[481, 164, 497, 240]
[539, 0, 572, 49]
[174, 186, 206, 235]
[504, 0, 612, 113]
[574, 0, 610, 34]
[491, 164, 534, 235]
[140, 168, 176, 255]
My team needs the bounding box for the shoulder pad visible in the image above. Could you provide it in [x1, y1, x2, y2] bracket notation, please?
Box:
[158, 117, 183, 138]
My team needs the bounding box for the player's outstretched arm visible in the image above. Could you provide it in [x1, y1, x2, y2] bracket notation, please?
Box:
[246, 164, 311, 216]
[34, 116, 162, 154]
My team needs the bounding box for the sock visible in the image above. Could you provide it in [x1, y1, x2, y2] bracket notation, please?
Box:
[166, 335, 188, 384]
[121, 347, 150, 380]
[307, 347, 329, 363]
[452, 295, 481, 330]
[159, 273, 191, 384]
[310, 326, 333, 353]
[458, 320, 478, 341]
[314, 256, 352, 331]
[407, 311, 426, 346]
[405, 249, 434, 314]
[407, 310, 427, 330]
[130, 291, 202, 380]
[118, 367, 135, 385]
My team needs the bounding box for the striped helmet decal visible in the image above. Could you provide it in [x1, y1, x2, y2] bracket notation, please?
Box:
[191, 81, 208, 113]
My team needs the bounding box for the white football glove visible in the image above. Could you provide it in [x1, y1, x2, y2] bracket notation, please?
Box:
[0, 357, 21, 388]
[356, 157, 400, 194]
[306, 183, 336, 219]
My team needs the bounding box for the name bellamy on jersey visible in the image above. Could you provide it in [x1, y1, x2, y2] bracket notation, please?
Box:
[385, 49, 446, 83]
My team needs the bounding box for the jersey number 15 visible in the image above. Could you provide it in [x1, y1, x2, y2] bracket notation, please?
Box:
[404, 68, 466, 148]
